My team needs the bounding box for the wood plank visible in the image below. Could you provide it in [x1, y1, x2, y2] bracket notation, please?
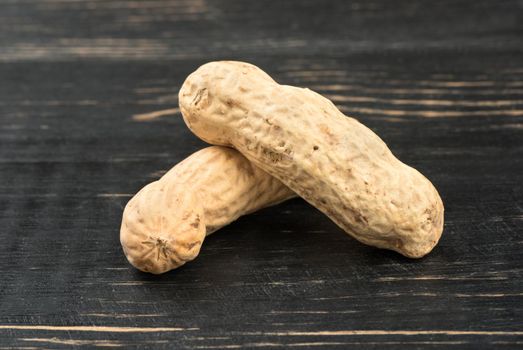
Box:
[0, 0, 521, 348]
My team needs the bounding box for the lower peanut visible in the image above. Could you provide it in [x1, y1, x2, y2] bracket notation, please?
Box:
[120, 146, 295, 274]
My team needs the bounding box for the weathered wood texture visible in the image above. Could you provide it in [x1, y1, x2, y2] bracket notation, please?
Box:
[0, 0, 522, 348]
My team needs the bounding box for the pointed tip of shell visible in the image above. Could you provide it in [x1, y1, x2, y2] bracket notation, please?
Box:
[120, 181, 206, 274]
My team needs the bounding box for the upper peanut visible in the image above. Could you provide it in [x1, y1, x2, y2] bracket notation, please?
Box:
[179, 61, 444, 258]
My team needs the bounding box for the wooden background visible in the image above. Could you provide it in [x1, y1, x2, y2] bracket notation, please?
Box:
[1, 0, 522, 348]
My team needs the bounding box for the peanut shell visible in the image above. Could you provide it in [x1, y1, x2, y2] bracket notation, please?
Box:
[179, 61, 444, 258]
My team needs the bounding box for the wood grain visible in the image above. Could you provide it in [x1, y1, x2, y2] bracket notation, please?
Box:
[0, 0, 522, 348]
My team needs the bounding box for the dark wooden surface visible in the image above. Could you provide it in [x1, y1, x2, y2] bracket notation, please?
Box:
[1, 0, 522, 348]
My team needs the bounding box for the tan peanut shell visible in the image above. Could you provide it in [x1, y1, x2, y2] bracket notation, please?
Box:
[179, 61, 444, 258]
[120, 146, 295, 274]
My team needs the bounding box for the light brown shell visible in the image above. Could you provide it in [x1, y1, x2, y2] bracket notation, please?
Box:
[179, 61, 444, 258]
[120, 146, 295, 274]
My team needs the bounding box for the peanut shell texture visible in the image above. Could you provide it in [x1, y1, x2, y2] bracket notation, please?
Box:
[120, 146, 295, 274]
[179, 61, 444, 258]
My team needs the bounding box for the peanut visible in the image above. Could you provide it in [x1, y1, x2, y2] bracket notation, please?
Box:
[179, 61, 444, 258]
[120, 146, 295, 274]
